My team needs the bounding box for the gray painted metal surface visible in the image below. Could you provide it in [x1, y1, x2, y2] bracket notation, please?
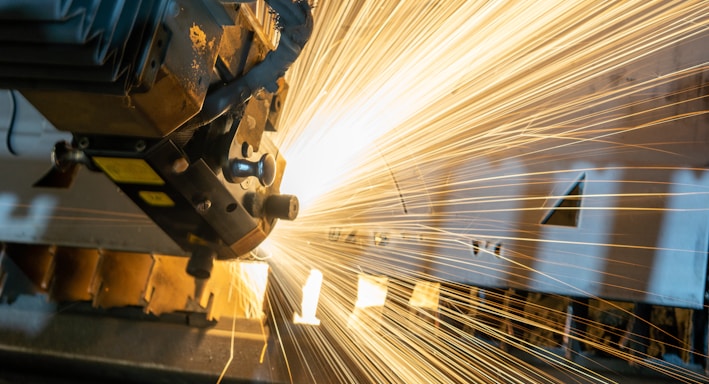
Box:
[338, 28, 709, 308]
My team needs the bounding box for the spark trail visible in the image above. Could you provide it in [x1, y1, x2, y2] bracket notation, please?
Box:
[267, 1, 709, 383]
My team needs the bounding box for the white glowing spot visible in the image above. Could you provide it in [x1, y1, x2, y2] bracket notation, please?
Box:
[348, 274, 388, 329]
[408, 281, 440, 311]
[231, 261, 270, 319]
[293, 269, 322, 325]
[354, 274, 388, 309]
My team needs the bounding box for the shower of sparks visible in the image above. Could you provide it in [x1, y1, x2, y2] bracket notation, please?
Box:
[266, 1, 708, 383]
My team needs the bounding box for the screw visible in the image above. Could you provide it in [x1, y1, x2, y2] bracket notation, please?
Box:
[77, 137, 89, 149]
[135, 140, 146, 152]
[172, 158, 189, 173]
[196, 199, 212, 212]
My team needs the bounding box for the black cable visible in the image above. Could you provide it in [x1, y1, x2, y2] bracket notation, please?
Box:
[5, 90, 18, 156]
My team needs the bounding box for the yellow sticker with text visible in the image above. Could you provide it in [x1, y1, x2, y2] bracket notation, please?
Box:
[93, 157, 164, 185]
[138, 191, 174, 207]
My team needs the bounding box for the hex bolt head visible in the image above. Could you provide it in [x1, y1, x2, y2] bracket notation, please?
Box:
[172, 158, 189, 173]
[77, 137, 90, 149]
[196, 199, 212, 212]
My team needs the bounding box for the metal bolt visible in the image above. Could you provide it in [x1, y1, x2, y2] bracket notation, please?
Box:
[196, 199, 212, 212]
[241, 142, 253, 158]
[135, 140, 146, 152]
[77, 137, 89, 149]
[172, 158, 189, 173]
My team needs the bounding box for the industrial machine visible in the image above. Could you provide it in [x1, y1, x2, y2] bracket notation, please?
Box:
[0, 1, 315, 382]
[1, 1, 708, 383]
[0, 0, 308, 278]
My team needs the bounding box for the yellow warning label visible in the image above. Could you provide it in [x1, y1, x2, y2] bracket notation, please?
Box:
[139, 191, 174, 207]
[93, 157, 164, 185]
